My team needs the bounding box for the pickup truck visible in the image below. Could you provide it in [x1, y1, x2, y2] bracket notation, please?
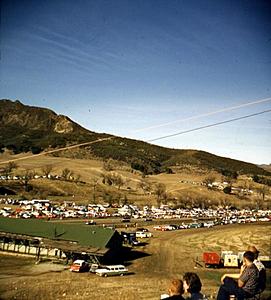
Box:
[95, 265, 128, 277]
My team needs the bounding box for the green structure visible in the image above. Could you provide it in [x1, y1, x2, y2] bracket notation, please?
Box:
[0, 217, 123, 263]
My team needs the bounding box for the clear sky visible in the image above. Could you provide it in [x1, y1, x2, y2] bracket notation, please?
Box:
[1, 0, 271, 164]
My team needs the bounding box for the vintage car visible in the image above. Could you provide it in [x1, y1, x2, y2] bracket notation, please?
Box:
[136, 231, 152, 238]
[69, 260, 90, 272]
[153, 225, 171, 231]
[89, 263, 100, 273]
[95, 265, 128, 277]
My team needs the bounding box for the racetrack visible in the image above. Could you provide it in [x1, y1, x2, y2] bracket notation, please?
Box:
[0, 223, 270, 300]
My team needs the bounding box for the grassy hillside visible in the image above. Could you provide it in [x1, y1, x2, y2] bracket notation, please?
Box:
[1, 152, 270, 210]
[0, 99, 270, 177]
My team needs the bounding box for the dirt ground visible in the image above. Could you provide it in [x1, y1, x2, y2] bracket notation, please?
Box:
[0, 223, 270, 300]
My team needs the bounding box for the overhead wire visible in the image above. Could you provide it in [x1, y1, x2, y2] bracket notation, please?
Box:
[0, 98, 270, 165]
[147, 109, 271, 142]
[132, 97, 271, 133]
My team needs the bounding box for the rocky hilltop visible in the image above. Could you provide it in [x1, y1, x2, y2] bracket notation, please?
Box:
[0, 99, 89, 134]
[0, 99, 108, 154]
[0, 99, 269, 177]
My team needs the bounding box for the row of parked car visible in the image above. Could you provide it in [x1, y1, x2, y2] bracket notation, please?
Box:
[153, 221, 215, 231]
[70, 260, 129, 277]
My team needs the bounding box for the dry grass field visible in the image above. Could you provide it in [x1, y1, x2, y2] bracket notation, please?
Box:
[1, 152, 265, 208]
[0, 223, 270, 300]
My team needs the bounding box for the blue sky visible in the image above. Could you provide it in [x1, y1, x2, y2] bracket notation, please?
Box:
[1, 0, 271, 164]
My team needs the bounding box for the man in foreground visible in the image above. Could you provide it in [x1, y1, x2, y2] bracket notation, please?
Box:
[217, 251, 259, 300]
[248, 245, 266, 292]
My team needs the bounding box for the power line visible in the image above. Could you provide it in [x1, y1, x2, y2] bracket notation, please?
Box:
[1, 101, 270, 165]
[147, 109, 271, 143]
[132, 97, 271, 133]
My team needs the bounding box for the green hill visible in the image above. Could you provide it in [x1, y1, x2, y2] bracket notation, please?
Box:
[0, 99, 269, 177]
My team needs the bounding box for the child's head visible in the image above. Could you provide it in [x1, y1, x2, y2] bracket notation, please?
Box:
[168, 279, 184, 296]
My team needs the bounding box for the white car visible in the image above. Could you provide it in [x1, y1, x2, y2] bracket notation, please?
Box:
[95, 265, 128, 277]
[203, 221, 214, 228]
[136, 231, 152, 238]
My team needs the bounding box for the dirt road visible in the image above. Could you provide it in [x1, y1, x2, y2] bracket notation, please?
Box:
[0, 223, 270, 299]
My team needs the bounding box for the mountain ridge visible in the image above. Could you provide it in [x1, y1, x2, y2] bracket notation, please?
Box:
[0, 99, 269, 176]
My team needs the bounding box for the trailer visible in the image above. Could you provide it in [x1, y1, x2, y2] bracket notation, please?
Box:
[203, 252, 221, 268]
[223, 254, 239, 267]
[203, 251, 240, 268]
[203, 251, 271, 269]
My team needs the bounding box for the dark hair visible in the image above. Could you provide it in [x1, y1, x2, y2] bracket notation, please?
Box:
[183, 272, 202, 293]
[243, 251, 255, 262]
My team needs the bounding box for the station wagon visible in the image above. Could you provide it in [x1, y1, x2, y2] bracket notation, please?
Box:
[95, 265, 128, 277]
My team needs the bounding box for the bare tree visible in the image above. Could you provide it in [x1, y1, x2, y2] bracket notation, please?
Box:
[137, 180, 152, 195]
[61, 168, 73, 181]
[2, 162, 18, 179]
[100, 172, 107, 184]
[121, 194, 129, 206]
[8, 161, 17, 172]
[154, 183, 166, 207]
[196, 195, 208, 209]
[161, 191, 170, 205]
[21, 169, 34, 191]
[103, 158, 115, 171]
[203, 175, 216, 189]
[145, 181, 152, 195]
[41, 165, 53, 178]
[257, 184, 269, 203]
[100, 172, 124, 189]
[91, 177, 99, 203]
[176, 195, 186, 208]
[220, 197, 232, 209]
[224, 176, 235, 188]
[254, 197, 262, 210]
[114, 174, 124, 190]
[100, 172, 112, 185]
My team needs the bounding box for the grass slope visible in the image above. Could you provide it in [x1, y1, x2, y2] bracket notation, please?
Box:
[0, 99, 269, 177]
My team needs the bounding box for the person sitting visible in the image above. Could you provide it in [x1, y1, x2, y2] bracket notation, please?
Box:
[160, 279, 185, 299]
[247, 245, 266, 292]
[162, 279, 185, 300]
[183, 272, 204, 300]
[216, 251, 259, 300]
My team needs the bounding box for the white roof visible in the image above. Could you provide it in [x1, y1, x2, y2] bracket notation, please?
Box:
[105, 264, 126, 268]
[73, 259, 86, 264]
